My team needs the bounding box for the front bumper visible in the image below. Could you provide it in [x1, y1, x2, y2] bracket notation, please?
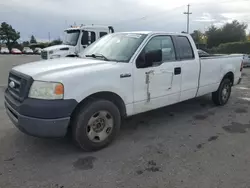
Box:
[4, 91, 78, 138]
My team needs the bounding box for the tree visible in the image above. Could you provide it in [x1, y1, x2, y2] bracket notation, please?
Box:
[30, 35, 37, 43]
[220, 20, 247, 43]
[49, 38, 62, 46]
[0, 22, 20, 51]
[191, 30, 203, 44]
[206, 20, 248, 48]
[205, 25, 222, 48]
[22, 41, 30, 47]
[246, 33, 250, 41]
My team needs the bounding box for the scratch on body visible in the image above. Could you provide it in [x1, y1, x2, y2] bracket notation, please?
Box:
[145, 70, 154, 102]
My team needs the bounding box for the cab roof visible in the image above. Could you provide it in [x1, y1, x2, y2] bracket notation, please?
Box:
[66, 25, 111, 31]
[118, 31, 190, 36]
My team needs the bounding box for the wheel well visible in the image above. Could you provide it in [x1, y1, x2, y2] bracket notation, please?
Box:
[70, 91, 126, 120]
[223, 72, 234, 84]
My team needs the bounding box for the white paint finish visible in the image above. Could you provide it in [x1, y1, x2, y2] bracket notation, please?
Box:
[13, 58, 112, 78]
[132, 61, 182, 114]
[133, 93, 180, 114]
[199, 58, 222, 87]
[10, 31, 243, 117]
[197, 55, 242, 96]
[132, 34, 182, 114]
[70, 63, 134, 105]
[179, 59, 200, 101]
[13, 58, 134, 105]
[196, 83, 220, 97]
[125, 103, 134, 116]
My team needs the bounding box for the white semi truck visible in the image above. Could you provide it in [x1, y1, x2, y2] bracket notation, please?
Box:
[41, 25, 114, 60]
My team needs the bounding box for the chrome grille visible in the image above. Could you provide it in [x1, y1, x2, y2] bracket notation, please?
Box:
[7, 71, 33, 102]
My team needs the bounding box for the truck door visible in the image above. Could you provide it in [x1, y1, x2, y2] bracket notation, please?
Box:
[173, 35, 200, 101]
[133, 35, 182, 114]
[81, 31, 97, 51]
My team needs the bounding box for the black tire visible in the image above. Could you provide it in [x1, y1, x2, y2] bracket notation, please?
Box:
[72, 99, 121, 151]
[212, 78, 232, 106]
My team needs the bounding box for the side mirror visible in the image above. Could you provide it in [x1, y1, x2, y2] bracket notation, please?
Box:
[145, 49, 162, 66]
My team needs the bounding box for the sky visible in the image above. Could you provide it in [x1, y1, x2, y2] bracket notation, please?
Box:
[0, 0, 249, 42]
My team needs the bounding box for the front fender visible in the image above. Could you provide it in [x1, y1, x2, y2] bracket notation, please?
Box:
[67, 84, 128, 105]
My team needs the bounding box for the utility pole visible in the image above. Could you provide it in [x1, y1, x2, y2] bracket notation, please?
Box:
[183, 4, 192, 33]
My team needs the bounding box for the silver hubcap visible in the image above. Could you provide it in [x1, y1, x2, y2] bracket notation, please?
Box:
[222, 84, 230, 102]
[87, 111, 114, 142]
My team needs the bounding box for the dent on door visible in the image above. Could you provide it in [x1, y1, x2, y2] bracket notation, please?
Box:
[145, 68, 174, 102]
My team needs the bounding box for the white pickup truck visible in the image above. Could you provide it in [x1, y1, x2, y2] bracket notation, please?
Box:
[4, 31, 243, 151]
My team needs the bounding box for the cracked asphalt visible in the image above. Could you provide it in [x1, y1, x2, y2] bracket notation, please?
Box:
[1, 55, 250, 188]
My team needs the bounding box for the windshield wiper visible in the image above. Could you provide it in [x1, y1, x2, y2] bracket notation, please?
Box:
[85, 53, 110, 61]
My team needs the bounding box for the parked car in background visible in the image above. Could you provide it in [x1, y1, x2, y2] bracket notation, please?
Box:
[11, 48, 22, 54]
[34, 47, 42, 54]
[243, 54, 250, 67]
[22, 47, 33, 54]
[0, 47, 10, 54]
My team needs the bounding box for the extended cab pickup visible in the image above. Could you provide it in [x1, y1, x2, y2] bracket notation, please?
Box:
[4, 31, 243, 151]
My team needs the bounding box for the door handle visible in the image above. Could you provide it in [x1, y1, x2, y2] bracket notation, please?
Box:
[120, 73, 131, 78]
[174, 67, 181, 75]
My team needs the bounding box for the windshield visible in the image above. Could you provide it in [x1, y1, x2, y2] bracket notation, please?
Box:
[80, 33, 147, 62]
[63, 30, 80, 46]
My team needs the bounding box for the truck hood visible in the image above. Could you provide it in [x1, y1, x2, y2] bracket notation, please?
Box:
[13, 58, 115, 79]
[43, 44, 72, 51]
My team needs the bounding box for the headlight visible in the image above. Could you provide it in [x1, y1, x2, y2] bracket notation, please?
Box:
[28, 81, 64, 100]
[49, 50, 53, 54]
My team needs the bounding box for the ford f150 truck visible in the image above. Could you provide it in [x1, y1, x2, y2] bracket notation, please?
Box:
[4, 31, 243, 151]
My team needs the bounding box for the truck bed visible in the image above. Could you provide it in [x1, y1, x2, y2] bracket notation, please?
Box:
[197, 55, 243, 96]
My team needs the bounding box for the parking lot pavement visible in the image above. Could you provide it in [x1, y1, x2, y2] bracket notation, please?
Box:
[1, 56, 250, 188]
[0, 55, 40, 86]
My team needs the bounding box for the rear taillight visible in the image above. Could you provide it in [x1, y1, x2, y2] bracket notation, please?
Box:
[240, 61, 243, 72]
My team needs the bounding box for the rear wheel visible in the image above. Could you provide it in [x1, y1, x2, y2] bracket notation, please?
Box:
[72, 99, 121, 151]
[212, 78, 232, 106]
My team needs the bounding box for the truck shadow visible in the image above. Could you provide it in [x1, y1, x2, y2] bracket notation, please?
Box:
[121, 94, 213, 134]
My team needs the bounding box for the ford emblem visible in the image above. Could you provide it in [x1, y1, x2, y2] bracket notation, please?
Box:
[9, 81, 15, 88]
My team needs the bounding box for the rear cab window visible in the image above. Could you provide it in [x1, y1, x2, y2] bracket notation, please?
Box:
[175, 36, 195, 60]
[100, 32, 108, 38]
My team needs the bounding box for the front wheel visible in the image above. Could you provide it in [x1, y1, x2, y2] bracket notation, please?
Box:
[72, 99, 121, 151]
[212, 78, 232, 106]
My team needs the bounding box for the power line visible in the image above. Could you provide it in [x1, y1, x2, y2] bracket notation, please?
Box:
[183, 4, 192, 34]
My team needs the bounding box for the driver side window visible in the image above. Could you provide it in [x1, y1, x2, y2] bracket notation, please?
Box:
[136, 36, 176, 69]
